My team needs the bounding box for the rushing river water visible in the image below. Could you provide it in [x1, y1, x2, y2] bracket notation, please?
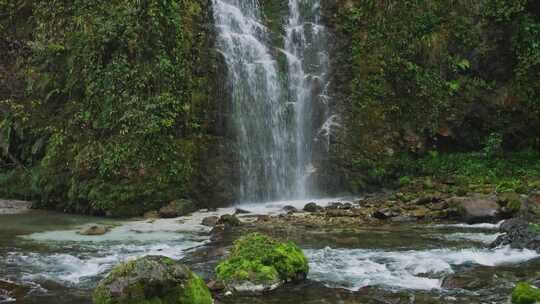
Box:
[1, 200, 539, 304]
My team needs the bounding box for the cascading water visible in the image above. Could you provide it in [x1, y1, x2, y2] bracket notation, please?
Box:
[212, 0, 293, 202]
[212, 0, 330, 202]
[284, 0, 330, 198]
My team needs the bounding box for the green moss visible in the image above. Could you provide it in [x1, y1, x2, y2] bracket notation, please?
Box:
[177, 272, 212, 304]
[216, 233, 308, 285]
[93, 256, 212, 304]
[529, 224, 540, 233]
[512, 283, 540, 304]
[219, 214, 241, 227]
[399, 176, 412, 187]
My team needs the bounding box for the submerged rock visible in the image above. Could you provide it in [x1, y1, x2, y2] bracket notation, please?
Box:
[78, 224, 113, 236]
[215, 233, 308, 295]
[93, 255, 212, 304]
[158, 199, 197, 218]
[202, 216, 219, 227]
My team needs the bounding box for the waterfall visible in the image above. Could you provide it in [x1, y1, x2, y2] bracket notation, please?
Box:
[212, 0, 330, 203]
[285, 0, 330, 198]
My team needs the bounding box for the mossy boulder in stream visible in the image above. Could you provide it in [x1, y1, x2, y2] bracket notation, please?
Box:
[215, 233, 309, 295]
[512, 283, 540, 304]
[93, 256, 212, 304]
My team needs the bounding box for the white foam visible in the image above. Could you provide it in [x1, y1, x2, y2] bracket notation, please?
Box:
[23, 209, 229, 243]
[9, 210, 230, 284]
[306, 246, 539, 291]
[7, 239, 204, 284]
[233, 197, 349, 215]
[0, 295, 15, 303]
[433, 220, 504, 230]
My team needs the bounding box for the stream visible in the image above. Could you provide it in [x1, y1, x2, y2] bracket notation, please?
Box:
[1, 199, 539, 304]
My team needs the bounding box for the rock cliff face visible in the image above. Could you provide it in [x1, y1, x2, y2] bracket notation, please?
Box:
[1, 1, 539, 214]
[320, 0, 540, 193]
[0, 0, 239, 215]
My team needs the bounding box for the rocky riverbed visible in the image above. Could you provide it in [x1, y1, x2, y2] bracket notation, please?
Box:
[1, 190, 539, 304]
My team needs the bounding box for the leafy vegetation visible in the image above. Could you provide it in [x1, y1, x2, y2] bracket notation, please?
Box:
[1, 0, 539, 212]
[326, 0, 540, 193]
[0, 0, 231, 216]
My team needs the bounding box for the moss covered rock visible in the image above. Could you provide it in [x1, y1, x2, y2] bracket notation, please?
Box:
[218, 214, 241, 227]
[93, 256, 212, 304]
[512, 283, 540, 304]
[215, 233, 308, 295]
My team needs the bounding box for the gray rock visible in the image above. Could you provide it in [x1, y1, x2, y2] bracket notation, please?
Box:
[490, 218, 540, 252]
[0, 199, 31, 214]
[282, 205, 298, 213]
[303, 202, 322, 213]
[158, 199, 197, 218]
[219, 214, 241, 227]
[326, 202, 344, 209]
[78, 224, 113, 236]
[449, 195, 500, 223]
[234, 208, 250, 214]
[201, 216, 219, 227]
[372, 208, 398, 220]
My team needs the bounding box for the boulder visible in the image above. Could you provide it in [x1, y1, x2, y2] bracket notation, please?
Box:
[215, 233, 308, 295]
[303, 202, 322, 213]
[497, 192, 523, 218]
[0, 280, 28, 302]
[372, 208, 398, 220]
[158, 199, 197, 218]
[282, 205, 298, 213]
[490, 218, 540, 252]
[234, 208, 251, 215]
[143, 211, 159, 220]
[201, 216, 219, 227]
[448, 195, 500, 223]
[78, 224, 113, 236]
[218, 214, 241, 227]
[520, 192, 540, 220]
[93, 256, 212, 304]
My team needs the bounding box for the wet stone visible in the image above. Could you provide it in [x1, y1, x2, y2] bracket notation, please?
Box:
[304, 202, 322, 213]
[202, 216, 219, 227]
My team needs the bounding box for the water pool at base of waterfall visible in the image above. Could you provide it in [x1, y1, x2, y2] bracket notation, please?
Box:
[1, 203, 538, 304]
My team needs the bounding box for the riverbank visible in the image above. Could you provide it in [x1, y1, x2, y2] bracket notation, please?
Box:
[1, 183, 539, 304]
[0, 199, 31, 215]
